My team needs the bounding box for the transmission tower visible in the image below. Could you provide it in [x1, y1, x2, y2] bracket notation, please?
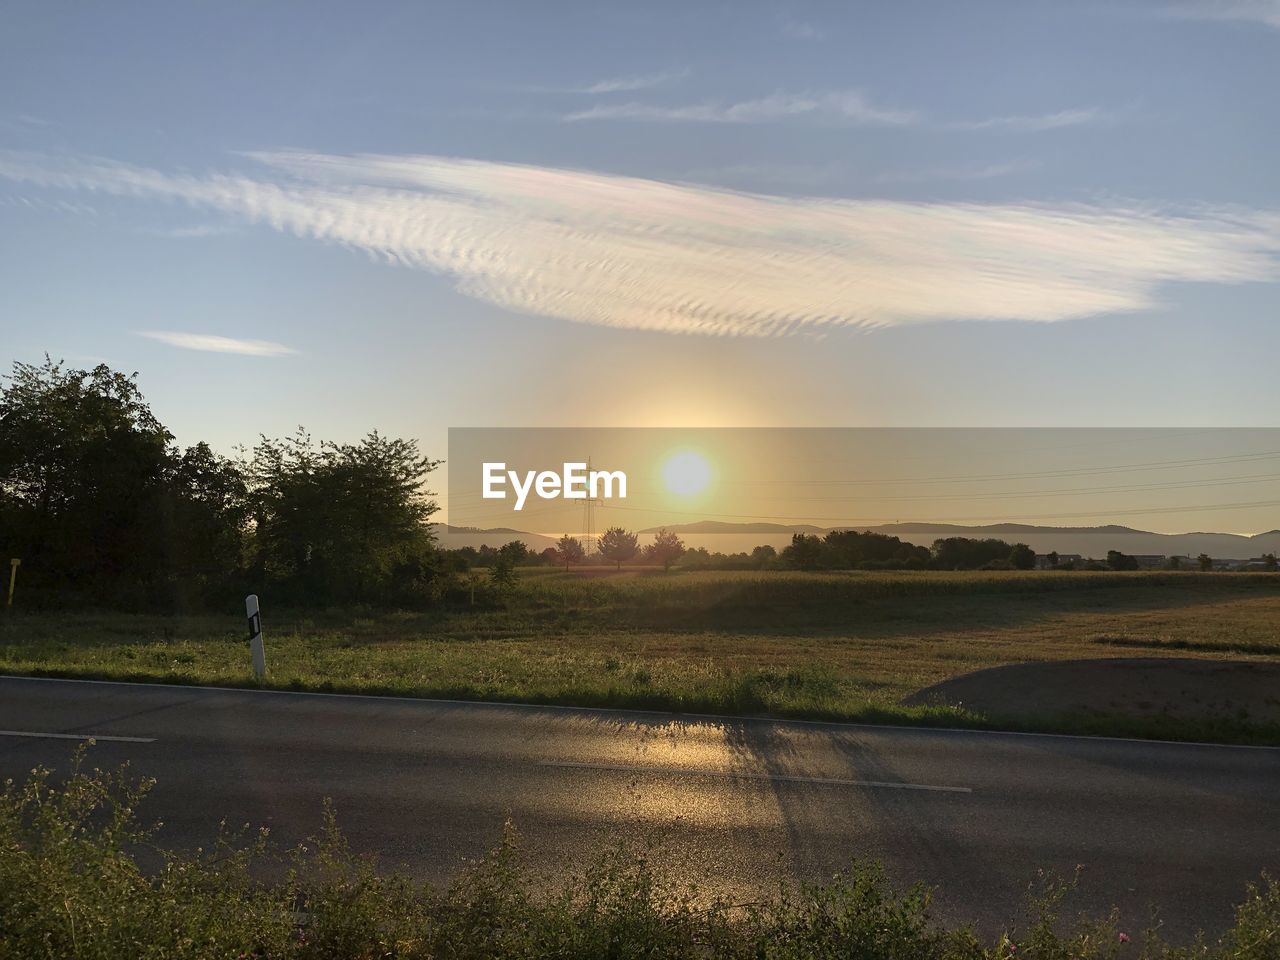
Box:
[582, 456, 604, 556]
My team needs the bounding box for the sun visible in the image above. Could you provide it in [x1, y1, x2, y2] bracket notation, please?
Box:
[660, 450, 713, 497]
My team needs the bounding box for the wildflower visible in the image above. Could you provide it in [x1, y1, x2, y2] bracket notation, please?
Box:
[1119, 932, 1131, 943]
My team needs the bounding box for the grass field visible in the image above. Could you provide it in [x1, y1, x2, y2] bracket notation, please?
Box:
[4, 570, 1280, 743]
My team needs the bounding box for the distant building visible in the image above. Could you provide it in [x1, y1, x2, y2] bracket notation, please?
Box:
[1133, 555, 1168, 569]
[1237, 557, 1275, 571]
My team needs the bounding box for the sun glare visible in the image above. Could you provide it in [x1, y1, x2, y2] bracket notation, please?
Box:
[661, 450, 713, 497]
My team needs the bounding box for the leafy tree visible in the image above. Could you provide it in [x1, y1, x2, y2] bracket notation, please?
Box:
[597, 526, 639, 570]
[931, 537, 1015, 570]
[750, 544, 777, 566]
[489, 556, 517, 589]
[0, 357, 176, 600]
[247, 429, 439, 601]
[1046, 551, 1060, 568]
[1009, 543, 1036, 570]
[555, 535, 584, 571]
[164, 442, 250, 600]
[1107, 550, 1139, 571]
[782, 533, 825, 570]
[1197, 553, 1214, 572]
[644, 528, 685, 572]
[822, 529, 929, 568]
[498, 540, 529, 566]
[1262, 553, 1278, 572]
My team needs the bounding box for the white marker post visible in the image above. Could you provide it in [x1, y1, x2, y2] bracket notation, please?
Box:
[245, 594, 266, 680]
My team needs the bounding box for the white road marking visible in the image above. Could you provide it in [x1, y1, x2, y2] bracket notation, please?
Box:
[0, 729, 156, 743]
[539, 759, 972, 793]
[6, 675, 1279, 752]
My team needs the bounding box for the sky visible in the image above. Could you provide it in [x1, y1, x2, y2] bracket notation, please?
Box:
[2, 1, 1279, 529]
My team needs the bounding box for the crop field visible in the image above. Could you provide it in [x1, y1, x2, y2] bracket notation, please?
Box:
[4, 570, 1279, 743]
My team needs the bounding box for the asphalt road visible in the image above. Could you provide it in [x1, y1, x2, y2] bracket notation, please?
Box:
[2, 676, 1278, 941]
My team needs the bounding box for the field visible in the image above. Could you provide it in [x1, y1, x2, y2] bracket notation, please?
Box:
[4, 570, 1280, 743]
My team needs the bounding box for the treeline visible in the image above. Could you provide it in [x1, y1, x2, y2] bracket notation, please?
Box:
[0, 358, 442, 609]
[6, 358, 1267, 612]
[457, 530, 1040, 573]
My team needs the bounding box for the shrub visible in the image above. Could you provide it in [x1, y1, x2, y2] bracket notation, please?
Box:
[1, 756, 1277, 958]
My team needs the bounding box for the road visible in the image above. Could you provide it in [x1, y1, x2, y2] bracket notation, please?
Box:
[2, 676, 1277, 941]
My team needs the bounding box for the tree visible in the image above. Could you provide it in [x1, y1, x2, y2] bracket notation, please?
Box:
[932, 537, 1015, 570]
[1009, 543, 1036, 570]
[597, 526, 638, 570]
[498, 540, 529, 566]
[247, 428, 439, 601]
[1263, 553, 1278, 572]
[0, 357, 177, 599]
[1047, 551, 1060, 569]
[1167, 555, 1183, 571]
[489, 556, 517, 589]
[750, 544, 777, 567]
[822, 529, 929, 568]
[1197, 553, 1214, 572]
[645, 528, 685, 572]
[1107, 550, 1139, 571]
[782, 533, 825, 570]
[555, 535, 584, 571]
[165, 442, 250, 600]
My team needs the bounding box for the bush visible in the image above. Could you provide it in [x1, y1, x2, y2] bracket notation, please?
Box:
[1, 756, 1278, 958]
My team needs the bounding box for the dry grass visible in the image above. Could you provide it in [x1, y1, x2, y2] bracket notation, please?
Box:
[3, 570, 1278, 741]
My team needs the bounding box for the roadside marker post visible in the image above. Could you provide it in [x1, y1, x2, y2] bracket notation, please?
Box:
[6, 559, 18, 609]
[245, 594, 266, 679]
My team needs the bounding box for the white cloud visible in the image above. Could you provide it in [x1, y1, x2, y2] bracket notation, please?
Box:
[950, 108, 1102, 132]
[137, 331, 297, 356]
[563, 91, 1099, 132]
[4, 149, 1280, 338]
[581, 68, 689, 93]
[564, 89, 916, 125]
[526, 68, 689, 95]
[140, 223, 238, 238]
[1170, 1, 1280, 27]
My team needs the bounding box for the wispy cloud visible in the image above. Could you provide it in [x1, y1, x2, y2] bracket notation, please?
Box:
[564, 89, 916, 125]
[527, 68, 689, 95]
[949, 108, 1102, 132]
[4, 149, 1280, 338]
[137, 331, 297, 356]
[1169, 1, 1280, 28]
[580, 68, 689, 93]
[140, 223, 238, 239]
[563, 89, 1102, 132]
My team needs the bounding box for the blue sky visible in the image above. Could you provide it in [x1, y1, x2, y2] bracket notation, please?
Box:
[2, 0, 1279, 490]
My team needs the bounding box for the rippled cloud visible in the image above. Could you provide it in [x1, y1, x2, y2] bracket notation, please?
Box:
[3, 149, 1279, 337]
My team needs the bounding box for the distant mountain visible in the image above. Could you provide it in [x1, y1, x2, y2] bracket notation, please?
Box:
[622, 521, 1280, 559]
[864, 522, 1145, 536]
[637, 520, 827, 535]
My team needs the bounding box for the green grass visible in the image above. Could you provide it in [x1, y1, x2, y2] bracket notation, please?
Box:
[3, 570, 1280, 744]
[2, 755, 1278, 958]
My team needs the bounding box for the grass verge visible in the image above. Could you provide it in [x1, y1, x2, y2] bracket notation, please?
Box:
[3, 571, 1279, 744]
